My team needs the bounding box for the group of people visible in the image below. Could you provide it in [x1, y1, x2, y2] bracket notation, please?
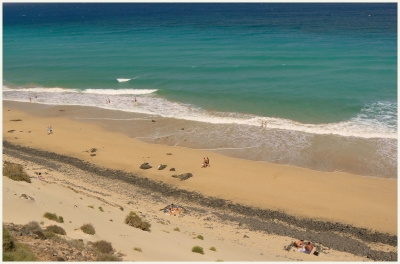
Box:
[261, 121, 267, 128]
[202, 157, 210, 168]
[167, 203, 179, 215]
[47, 126, 53, 135]
[294, 240, 314, 254]
[106, 97, 138, 105]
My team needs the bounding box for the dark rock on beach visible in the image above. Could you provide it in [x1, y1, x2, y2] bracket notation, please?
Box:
[158, 164, 167, 170]
[170, 168, 175, 171]
[140, 163, 152, 170]
[172, 173, 193, 181]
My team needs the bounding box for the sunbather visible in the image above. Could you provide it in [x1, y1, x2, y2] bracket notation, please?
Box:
[293, 240, 304, 248]
[38, 173, 45, 180]
[304, 242, 314, 254]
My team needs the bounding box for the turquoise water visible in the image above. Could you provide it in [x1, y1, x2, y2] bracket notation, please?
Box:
[3, 3, 397, 177]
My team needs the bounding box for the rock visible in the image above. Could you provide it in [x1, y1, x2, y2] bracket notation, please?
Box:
[166, 153, 172, 155]
[243, 234, 249, 238]
[158, 164, 167, 170]
[172, 173, 193, 181]
[140, 163, 152, 170]
[151, 120, 155, 122]
[90, 154, 96, 157]
[90, 148, 97, 153]
[170, 168, 175, 171]
[20, 194, 28, 199]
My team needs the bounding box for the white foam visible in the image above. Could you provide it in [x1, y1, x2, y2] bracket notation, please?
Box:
[117, 78, 131, 82]
[2, 86, 397, 139]
[82, 89, 157, 95]
[2, 87, 80, 93]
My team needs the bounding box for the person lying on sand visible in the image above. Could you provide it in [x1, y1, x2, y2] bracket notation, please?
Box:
[304, 242, 314, 254]
[293, 240, 304, 248]
[37, 173, 45, 180]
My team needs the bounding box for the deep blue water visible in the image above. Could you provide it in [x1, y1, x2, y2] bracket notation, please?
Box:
[3, 3, 398, 177]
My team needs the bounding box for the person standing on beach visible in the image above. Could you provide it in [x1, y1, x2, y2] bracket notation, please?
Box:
[29, 96, 32, 103]
[206, 157, 210, 167]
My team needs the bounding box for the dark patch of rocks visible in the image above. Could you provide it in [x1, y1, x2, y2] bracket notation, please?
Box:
[170, 168, 175, 171]
[2, 141, 397, 261]
[172, 173, 192, 181]
[140, 162, 152, 170]
[158, 164, 167, 170]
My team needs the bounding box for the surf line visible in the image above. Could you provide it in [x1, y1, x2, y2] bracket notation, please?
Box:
[199, 146, 258, 151]
[74, 117, 155, 121]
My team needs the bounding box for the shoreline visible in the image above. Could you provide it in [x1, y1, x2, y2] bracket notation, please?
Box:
[3, 100, 397, 179]
[2, 145, 397, 261]
[2, 101, 398, 235]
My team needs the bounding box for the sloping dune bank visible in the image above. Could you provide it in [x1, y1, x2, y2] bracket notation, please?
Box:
[2, 101, 397, 261]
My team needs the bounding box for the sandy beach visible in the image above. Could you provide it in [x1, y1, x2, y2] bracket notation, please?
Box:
[2, 101, 397, 261]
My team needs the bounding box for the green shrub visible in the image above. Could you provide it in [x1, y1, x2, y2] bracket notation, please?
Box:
[96, 253, 122, 261]
[192, 246, 204, 255]
[133, 247, 142, 252]
[196, 235, 204, 240]
[43, 212, 64, 223]
[173, 227, 180, 232]
[124, 211, 151, 231]
[92, 240, 113, 254]
[3, 242, 37, 261]
[3, 225, 15, 252]
[209, 246, 217, 251]
[80, 223, 95, 235]
[98, 207, 104, 212]
[3, 161, 31, 183]
[88, 205, 94, 209]
[45, 225, 66, 235]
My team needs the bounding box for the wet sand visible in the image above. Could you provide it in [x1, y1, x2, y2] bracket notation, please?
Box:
[2, 100, 398, 260]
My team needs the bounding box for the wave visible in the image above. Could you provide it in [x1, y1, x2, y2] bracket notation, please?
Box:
[2, 86, 80, 93]
[2, 86, 397, 139]
[117, 76, 139, 82]
[117, 78, 131, 82]
[82, 89, 157, 95]
[3, 86, 157, 95]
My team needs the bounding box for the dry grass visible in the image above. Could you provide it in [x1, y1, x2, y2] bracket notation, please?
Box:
[92, 240, 113, 254]
[133, 247, 142, 252]
[173, 227, 180, 232]
[80, 223, 95, 235]
[3, 161, 31, 183]
[43, 212, 64, 223]
[124, 211, 151, 232]
[209, 246, 217, 251]
[45, 225, 66, 235]
[192, 246, 204, 255]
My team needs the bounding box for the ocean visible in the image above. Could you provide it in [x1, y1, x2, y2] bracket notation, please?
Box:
[3, 3, 397, 178]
